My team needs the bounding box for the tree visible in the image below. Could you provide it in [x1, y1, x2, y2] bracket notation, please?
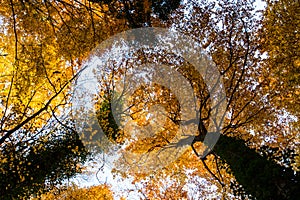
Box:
[260, 0, 300, 171]
[0, 0, 110, 198]
[0, 120, 88, 200]
[260, 0, 300, 117]
[0, 0, 183, 144]
[0, 0, 184, 198]
[87, 0, 181, 27]
[214, 135, 300, 199]
[1, 0, 299, 199]
[88, 0, 300, 199]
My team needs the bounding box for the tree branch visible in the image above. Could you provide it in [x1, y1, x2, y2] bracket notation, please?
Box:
[0, 66, 86, 145]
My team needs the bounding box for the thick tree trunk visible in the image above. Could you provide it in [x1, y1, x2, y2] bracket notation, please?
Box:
[214, 135, 300, 200]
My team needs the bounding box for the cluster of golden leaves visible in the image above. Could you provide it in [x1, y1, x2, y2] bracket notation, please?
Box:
[0, 0, 131, 136]
[34, 184, 114, 200]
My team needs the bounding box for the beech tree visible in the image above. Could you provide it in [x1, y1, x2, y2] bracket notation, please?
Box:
[0, 0, 181, 198]
[89, 0, 299, 199]
[0, 0, 111, 198]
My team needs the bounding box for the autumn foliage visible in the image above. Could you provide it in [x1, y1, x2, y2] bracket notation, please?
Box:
[0, 0, 299, 199]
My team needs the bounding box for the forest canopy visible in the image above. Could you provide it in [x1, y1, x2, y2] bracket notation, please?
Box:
[0, 0, 299, 199]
